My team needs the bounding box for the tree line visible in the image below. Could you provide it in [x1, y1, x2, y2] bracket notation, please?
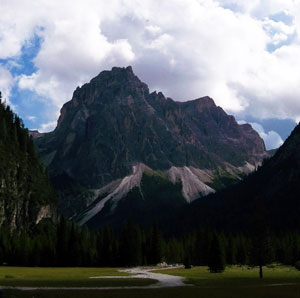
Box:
[0, 217, 300, 273]
[0, 92, 38, 160]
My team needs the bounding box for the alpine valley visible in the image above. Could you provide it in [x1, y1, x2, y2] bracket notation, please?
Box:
[1, 66, 300, 280]
[34, 66, 268, 228]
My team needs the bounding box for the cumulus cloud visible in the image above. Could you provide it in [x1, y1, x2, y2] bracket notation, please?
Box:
[216, 0, 295, 17]
[14, 1, 135, 109]
[251, 122, 284, 150]
[263, 17, 296, 47]
[26, 115, 36, 122]
[0, 0, 300, 132]
[0, 66, 14, 104]
[39, 121, 57, 133]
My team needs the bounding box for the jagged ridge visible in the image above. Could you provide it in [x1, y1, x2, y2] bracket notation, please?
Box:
[35, 66, 267, 225]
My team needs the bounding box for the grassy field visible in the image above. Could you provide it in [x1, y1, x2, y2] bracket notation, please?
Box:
[154, 264, 300, 287]
[1, 265, 300, 298]
[0, 266, 156, 287]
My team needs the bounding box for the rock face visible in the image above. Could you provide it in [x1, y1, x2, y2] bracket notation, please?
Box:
[36, 66, 267, 226]
[29, 130, 45, 139]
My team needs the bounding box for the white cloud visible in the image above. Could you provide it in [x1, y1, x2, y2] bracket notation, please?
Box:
[39, 121, 57, 133]
[216, 0, 295, 17]
[26, 115, 36, 122]
[145, 25, 162, 36]
[15, 1, 135, 109]
[0, 0, 300, 132]
[250, 122, 284, 150]
[0, 66, 14, 104]
[263, 17, 296, 46]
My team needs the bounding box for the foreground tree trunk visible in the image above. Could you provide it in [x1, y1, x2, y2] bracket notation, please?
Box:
[259, 264, 263, 278]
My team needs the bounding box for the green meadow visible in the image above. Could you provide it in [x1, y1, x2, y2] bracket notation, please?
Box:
[0, 266, 155, 287]
[154, 264, 300, 287]
[1, 265, 300, 298]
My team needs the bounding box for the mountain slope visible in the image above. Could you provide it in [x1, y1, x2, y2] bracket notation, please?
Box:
[0, 93, 56, 230]
[78, 167, 187, 228]
[35, 66, 267, 226]
[174, 122, 300, 233]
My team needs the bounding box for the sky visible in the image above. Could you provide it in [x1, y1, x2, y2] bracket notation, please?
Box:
[0, 0, 300, 149]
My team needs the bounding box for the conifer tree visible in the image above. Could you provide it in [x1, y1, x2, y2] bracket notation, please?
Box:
[236, 234, 249, 264]
[0, 119, 7, 140]
[120, 220, 142, 266]
[250, 203, 273, 278]
[149, 223, 163, 265]
[226, 236, 237, 265]
[56, 217, 69, 266]
[208, 233, 226, 273]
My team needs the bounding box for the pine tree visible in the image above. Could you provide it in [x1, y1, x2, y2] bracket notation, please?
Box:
[68, 222, 81, 266]
[236, 234, 249, 264]
[226, 235, 237, 265]
[0, 119, 7, 140]
[97, 226, 117, 266]
[250, 202, 273, 278]
[120, 220, 142, 266]
[208, 233, 226, 273]
[149, 223, 163, 265]
[56, 217, 70, 266]
[166, 238, 184, 264]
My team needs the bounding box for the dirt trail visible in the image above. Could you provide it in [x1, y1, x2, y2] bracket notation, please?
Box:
[120, 267, 186, 288]
[89, 267, 187, 288]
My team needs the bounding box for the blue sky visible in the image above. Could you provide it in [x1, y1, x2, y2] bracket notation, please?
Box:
[0, 0, 300, 149]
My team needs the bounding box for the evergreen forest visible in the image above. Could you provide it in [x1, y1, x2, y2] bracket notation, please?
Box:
[1, 217, 300, 272]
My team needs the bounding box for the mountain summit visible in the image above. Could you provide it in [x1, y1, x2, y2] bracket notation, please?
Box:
[36, 66, 267, 227]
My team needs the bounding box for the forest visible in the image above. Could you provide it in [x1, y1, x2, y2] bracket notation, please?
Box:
[0, 91, 56, 230]
[0, 217, 300, 273]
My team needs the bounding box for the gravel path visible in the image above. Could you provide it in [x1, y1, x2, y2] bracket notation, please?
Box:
[120, 267, 186, 288]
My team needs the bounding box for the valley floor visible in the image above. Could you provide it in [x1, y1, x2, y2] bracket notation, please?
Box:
[1, 265, 300, 297]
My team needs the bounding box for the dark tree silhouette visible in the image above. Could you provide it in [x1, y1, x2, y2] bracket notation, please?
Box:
[208, 233, 226, 273]
[250, 202, 273, 278]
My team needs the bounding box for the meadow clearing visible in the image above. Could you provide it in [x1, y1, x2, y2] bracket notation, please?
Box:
[0, 265, 300, 298]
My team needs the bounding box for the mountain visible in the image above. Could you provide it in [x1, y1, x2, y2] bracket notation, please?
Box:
[35, 66, 267, 227]
[174, 121, 300, 233]
[0, 93, 56, 230]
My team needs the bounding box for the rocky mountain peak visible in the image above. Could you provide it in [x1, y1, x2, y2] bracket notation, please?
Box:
[198, 96, 216, 108]
[187, 96, 216, 110]
[36, 66, 267, 223]
[89, 65, 149, 98]
[56, 66, 150, 130]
